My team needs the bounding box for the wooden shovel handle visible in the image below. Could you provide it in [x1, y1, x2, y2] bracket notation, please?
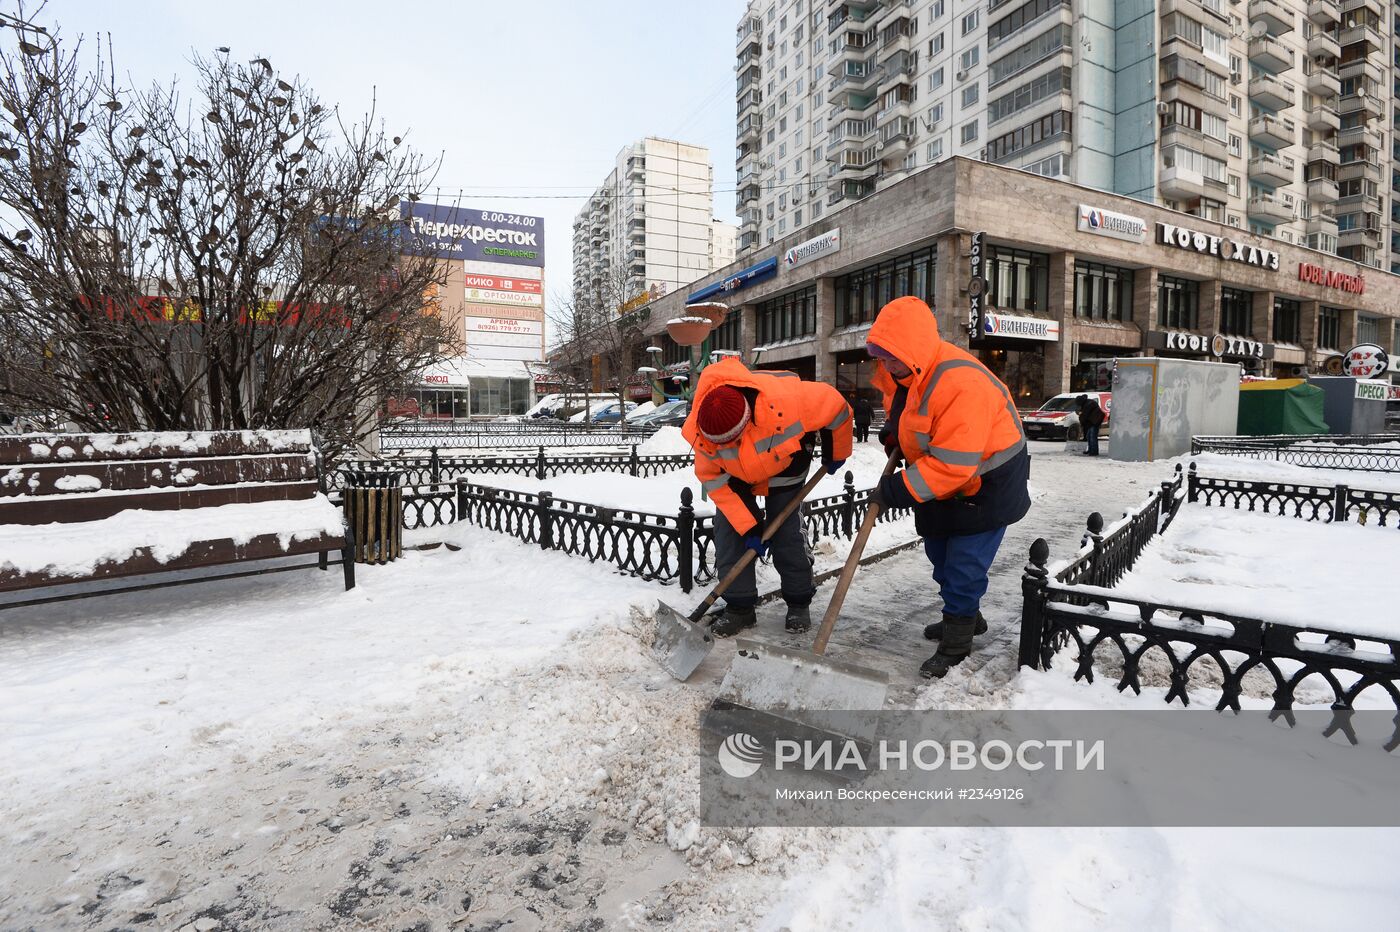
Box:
[812, 450, 902, 655]
[688, 467, 829, 624]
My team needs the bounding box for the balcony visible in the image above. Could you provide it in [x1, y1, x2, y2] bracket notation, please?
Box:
[828, 143, 879, 181]
[1248, 35, 1294, 72]
[1338, 226, 1382, 249]
[1307, 177, 1340, 202]
[877, 116, 916, 156]
[1307, 0, 1340, 22]
[1307, 30, 1340, 59]
[1249, 113, 1296, 147]
[1249, 191, 1297, 223]
[1306, 67, 1341, 97]
[737, 88, 762, 117]
[1336, 124, 1381, 150]
[1249, 0, 1294, 35]
[1337, 158, 1381, 184]
[1306, 211, 1339, 235]
[738, 183, 761, 205]
[1249, 72, 1295, 110]
[1340, 0, 1384, 19]
[1306, 102, 1340, 132]
[738, 114, 763, 144]
[1160, 164, 1206, 200]
[1250, 151, 1296, 186]
[829, 64, 879, 94]
[1337, 24, 1382, 52]
[1338, 90, 1384, 120]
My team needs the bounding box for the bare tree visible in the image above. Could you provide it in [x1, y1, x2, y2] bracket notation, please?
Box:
[0, 9, 457, 454]
[547, 265, 649, 414]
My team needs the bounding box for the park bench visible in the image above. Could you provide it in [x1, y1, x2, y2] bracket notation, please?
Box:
[0, 429, 354, 610]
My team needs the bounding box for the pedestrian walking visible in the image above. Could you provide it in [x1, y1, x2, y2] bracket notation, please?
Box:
[866, 297, 1032, 678]
[682, 357, 853, 636]
[1077, 394, 1105, 456]
[851, 395, 874, 443]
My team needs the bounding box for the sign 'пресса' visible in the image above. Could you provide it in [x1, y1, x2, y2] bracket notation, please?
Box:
[1156, 222, 1280, 271]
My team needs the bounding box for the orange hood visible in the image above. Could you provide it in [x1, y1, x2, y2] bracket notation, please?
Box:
[867, 296, 942, 384]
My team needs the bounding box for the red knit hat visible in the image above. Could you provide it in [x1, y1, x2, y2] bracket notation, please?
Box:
[697, 385, 751, 444]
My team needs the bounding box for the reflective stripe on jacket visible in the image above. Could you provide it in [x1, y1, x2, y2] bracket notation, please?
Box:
[682, 356, 854, 534]
[869, 296, 1026, 504]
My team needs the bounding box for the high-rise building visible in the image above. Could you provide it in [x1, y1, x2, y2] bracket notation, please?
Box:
[734, 0, 1396, 270]
[571, 137, 740, 310]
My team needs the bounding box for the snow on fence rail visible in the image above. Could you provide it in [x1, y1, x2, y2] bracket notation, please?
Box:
[378, 421, 657, 451]
[1190, 434, 1400, 473]
[1020, 463, 1400, 714]
[323, 446, 691, 492]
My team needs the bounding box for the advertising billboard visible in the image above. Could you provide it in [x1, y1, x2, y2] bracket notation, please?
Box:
[400, 202, 545, 268]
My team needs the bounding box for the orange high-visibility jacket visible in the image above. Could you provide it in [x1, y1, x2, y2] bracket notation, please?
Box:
[870, 296, 1027, 504]
[682, 357, 853, 534]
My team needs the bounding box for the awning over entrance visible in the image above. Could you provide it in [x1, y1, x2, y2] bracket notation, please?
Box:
[416, 356, 536, 386]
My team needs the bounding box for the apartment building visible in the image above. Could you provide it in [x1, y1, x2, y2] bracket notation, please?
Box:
[734, 0, 1398, 272]
[571, 137, 739, 310]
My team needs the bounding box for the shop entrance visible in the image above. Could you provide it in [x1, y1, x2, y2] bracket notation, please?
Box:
[975, 345, 1045, 407]
[833, 350, 881, 407]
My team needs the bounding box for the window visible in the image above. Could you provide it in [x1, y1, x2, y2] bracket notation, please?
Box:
[929, 67, 945, 90]
[1202, 112, 1228, 142]
[960, 46, 980, 70]
[1228, 134, 1242, 157]
[1219, 287, 1252, 335]
[988, 0, 1068, 48]
[1157, 276, 1200, 329]
[1202, 69, 1226, 100]
[961, 10, 979, 34]
[1317, 307, 1341, 349]
[1023, 151, 1064, 177]
[1201, 26, 1229, 66]
[1272, 297, 1300, 343]
[834, 246, 938, 327]
[988, 24, 1071, 87]
[1229, 94, 1241, 116]
[929, 102, 944, 125]
[961, 120, 979, 144]
[1074, 260, 1135, 322]
[1356, 314, 1379, 345]
[927, 138, 944, 161]
[987, 66, 1071, 125]
[1163, 13, 1203, 48]
[985, 110, 1071, 162]
[756, 286, 817, 345]
[987, 247, 1049, 312]
[929, 33, 944, 55]
[930, 0, 944, 19]
[961, 83, 980, 106]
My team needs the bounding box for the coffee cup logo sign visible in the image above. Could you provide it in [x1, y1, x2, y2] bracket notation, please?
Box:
[1343, 343, 1388, 379]
[1156, 222, 1281, 271]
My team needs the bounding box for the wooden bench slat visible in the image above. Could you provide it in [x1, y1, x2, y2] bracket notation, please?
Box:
[0, 530, 345, 592]
[0, 454, 318, 499]
[0, 430, 314, 466]
[1, 480, 323, 525]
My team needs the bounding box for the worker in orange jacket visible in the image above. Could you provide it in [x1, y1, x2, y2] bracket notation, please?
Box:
[682, 356, 854, 636]
[866, 296, 1032, 678]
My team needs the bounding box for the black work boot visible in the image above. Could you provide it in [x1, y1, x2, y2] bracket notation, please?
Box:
[920, 614, 977, 679]
[784, 603, 812, 633]
[924, 611, 988, 641]
[710, 605, 757, 638]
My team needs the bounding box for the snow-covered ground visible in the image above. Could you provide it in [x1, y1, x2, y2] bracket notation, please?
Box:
[2, 439, 1396, 930]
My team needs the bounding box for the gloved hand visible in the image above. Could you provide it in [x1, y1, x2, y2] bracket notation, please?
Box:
[743, 533, 769, 558]
[868, 483, 891, 512]
[824, 457, 847, 476]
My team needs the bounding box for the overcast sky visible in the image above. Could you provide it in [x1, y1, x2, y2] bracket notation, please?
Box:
[54, 0, 746, 305]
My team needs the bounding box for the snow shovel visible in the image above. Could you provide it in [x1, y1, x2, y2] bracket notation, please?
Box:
[705, 451, 899, 741]
[651, 468, 828, 681]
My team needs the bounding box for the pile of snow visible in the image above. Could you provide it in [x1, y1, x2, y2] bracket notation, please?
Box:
[0, 496, 344, 578]
[52, 474, 103, 493]
[15, 429, 312, 461]
[1107, 502, 1400, 639]
[637, 425, 693, 456]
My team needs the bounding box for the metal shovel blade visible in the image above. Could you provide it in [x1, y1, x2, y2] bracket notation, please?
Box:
[650, 601, 714, 681]
[705, 637, 889, 745]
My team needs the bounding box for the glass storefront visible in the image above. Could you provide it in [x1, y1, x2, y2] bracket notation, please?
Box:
[834, 351, 882, 408]
[1073, 260, 1134, 321]
[833, 245, 937, 327]
[756, 286, 817, 345]
[1219, 287, 1253, 335]
[986, 246, 1049, 312]
[980, 347, 1045, 406]
[408, 378, 530, 419]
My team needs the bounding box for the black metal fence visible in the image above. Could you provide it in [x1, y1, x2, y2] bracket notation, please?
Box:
[1020, 462, 1400, 712]
[450, 471, 909, 592]
[1191, 434, 1400, 472]
[326, 446, 692, 492]
[380, 421, 657, 451]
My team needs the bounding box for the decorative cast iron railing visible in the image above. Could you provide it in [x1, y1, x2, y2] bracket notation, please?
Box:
[380, 421, 657, 451]
[448, 471, 909, 592]
[1191, 434, 1400, 472]
[1020, 462, 1400, 713]
[326, 446, 692, 492]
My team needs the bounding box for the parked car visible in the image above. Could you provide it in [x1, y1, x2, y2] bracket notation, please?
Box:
[1022, 391, 1113, 441]
[633, 399, 689, 427]
[577, 401, 638, 424]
